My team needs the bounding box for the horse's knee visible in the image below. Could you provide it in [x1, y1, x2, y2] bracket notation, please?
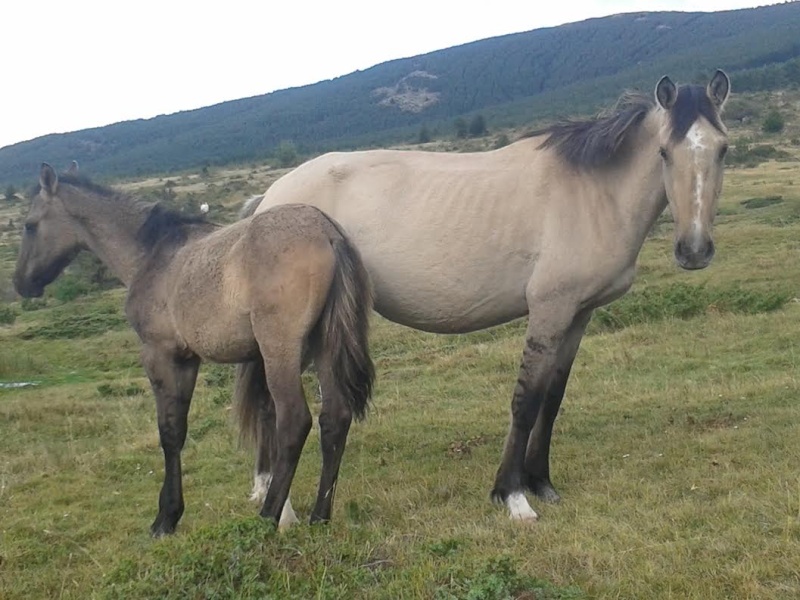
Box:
[318, 408, 351, 437]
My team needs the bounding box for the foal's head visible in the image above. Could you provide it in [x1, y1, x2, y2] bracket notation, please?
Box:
[655, 70, 730, 270]
[13, 163, 83, 297]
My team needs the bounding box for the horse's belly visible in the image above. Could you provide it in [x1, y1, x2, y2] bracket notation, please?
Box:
[177, 310, 258, 363]
[366, 258, 529, 333]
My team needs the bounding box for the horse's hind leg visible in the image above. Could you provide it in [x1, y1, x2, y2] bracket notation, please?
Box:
[491, 293, 578, 521]
[310, 357, 353, 524]
[251, 394, 299, 528]
[523, 310, 592, 503]
[256, 346, 312, 526]
[140, 345, 200, 537]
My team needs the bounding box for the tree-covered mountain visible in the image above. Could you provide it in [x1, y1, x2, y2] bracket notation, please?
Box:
[2, 2, 799, 184]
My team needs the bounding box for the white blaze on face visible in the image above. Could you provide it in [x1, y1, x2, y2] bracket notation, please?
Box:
[506, 492, 539, 521]
[686, 123, 707, 231]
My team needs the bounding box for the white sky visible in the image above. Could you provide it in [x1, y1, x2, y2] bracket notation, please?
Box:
[0, 0, 777, 149]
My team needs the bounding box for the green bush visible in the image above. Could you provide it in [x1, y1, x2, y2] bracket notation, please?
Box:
[468, 114, 487, 137]
[275, 141, 298, 168]
[20, 297, 47, 311]
[762, 109, 785, 133]
[0, 305, 17, 325]
[50, 274, 93, 302]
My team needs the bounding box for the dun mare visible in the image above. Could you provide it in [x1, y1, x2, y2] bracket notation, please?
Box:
[13, 164, 375, 536]
[241, 71, 731, 523]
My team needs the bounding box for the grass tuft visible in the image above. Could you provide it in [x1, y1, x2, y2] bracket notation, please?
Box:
[18, 302, 127, 339]
[591, 283, 791, 332]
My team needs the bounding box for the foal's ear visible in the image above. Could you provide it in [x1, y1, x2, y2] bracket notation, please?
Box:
[39, 163, 59, 196]
[67, 160, 79, 174]
[707, 69, 730, 111]
[655, 75, 677, 110]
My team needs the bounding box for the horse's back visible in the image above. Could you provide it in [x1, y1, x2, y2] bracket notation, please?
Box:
[256, 146, 549, 332]
[160, 205, 339, 362]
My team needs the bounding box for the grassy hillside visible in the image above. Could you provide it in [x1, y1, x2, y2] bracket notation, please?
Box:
[1, 3, 799, 184]
[1, 90, 799, 598]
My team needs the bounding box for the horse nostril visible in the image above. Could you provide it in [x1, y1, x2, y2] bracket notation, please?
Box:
[704, 241, 715, 261]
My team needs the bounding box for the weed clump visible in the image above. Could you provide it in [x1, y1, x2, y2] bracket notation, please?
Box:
[0, 304, 17, 325]
[591, 283, 791, 332]
[19, 303, 127, 339]
[740, 195, 783, 209]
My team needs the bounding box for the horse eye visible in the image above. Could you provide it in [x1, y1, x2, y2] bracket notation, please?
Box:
[718, 145, 729, 160]
[658, 147, 668, 160]
[24, 222, 37, 234]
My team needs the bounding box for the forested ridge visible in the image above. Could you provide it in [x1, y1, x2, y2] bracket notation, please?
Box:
[1, 2, 798, 184]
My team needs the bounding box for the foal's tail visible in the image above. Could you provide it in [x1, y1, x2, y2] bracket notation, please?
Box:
[312, 226, 375, 421]
[233, 358, 267, 447]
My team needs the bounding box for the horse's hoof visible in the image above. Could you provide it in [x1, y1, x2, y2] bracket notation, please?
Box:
[309, 514, 331, 526]
[506, 492, 539, 522]
[150, 519, 177, 538]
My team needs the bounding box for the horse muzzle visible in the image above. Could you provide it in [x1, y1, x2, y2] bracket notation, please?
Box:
[12, 273, 45, 298]
[674, 237, 715, 270]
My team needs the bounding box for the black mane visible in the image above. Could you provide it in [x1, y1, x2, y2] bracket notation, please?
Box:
[532, 92, 652, 169]
[532, 84, 725, 170]
[136, 204, 211, 249]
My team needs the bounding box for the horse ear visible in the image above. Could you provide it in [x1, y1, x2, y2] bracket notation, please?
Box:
[67, 160, 79, 174]
[39, 163, 58, 195]
[707, 69, 730, 111]
[655, 76, 677, 110]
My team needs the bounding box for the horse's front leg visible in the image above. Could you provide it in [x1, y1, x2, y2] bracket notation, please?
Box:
[491, 296, 578, 521]
[524, 309, 592, 503]
[141, 345, 200, 537]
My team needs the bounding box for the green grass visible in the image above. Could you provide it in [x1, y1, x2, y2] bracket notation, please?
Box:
[2, 155, 800, 599]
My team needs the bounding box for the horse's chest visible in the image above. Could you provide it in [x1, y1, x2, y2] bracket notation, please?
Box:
[586, 265, 636, 309]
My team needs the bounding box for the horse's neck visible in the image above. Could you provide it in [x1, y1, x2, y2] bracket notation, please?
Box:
[64, 189, 151, 287]
[607, 115, 668, 252]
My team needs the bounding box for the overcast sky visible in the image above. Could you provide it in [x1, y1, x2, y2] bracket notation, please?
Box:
[0, 0, 777, 149]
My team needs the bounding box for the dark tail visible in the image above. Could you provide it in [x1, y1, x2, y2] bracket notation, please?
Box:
[239, 194, 264, 219]
[233, 358, 267, 447]
[234, 193, 267, 447]
[313, 227, 375, 421]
